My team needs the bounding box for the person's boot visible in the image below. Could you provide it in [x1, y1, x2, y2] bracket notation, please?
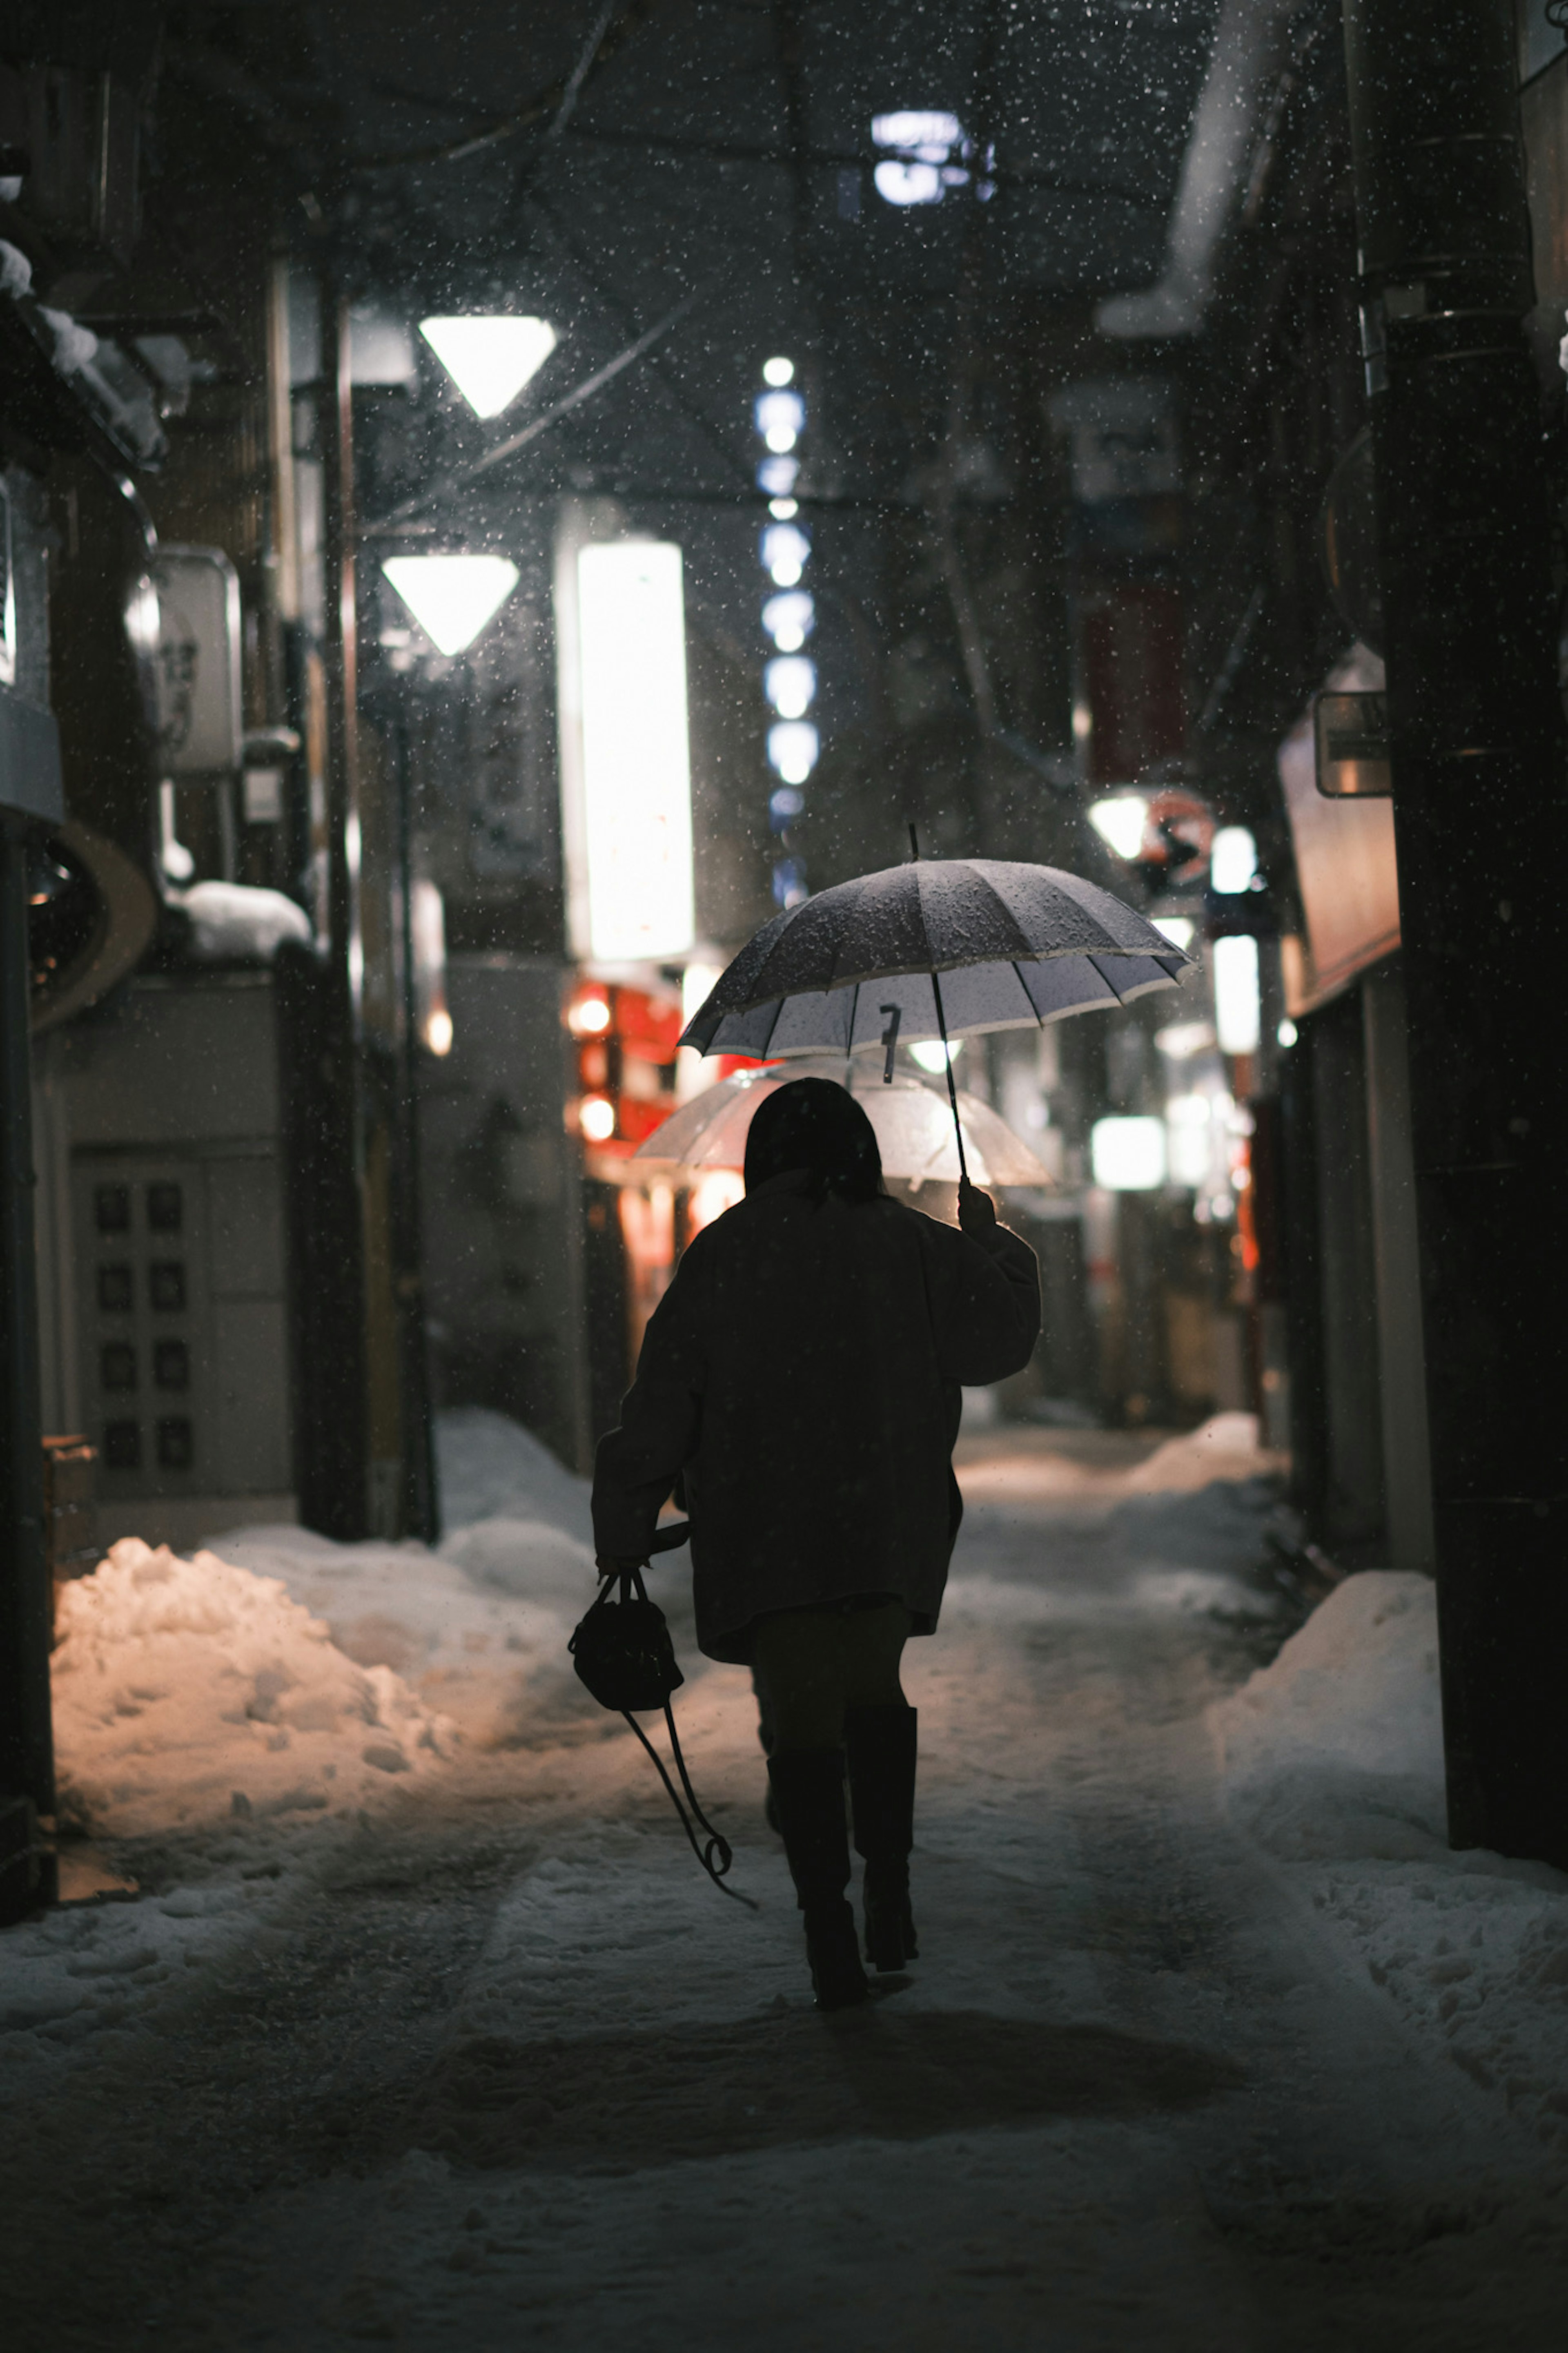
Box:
[766, 1749, 869, 2010]
[845, 1704, 918, 1973]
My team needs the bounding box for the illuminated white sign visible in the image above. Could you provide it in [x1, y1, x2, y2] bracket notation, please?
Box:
[1211, 825, 1258, 893]
[1091, 1115, 1167, 1191]
[1213, 932, 1262, 1054]
[564, 539, 695, 962]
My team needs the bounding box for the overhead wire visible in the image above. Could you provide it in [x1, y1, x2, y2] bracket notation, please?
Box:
[345, 0, 656, 172]
[368, 291, 703, 530]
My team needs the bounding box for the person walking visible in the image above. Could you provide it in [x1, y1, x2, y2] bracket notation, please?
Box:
[592, 1075, 1040, 2010]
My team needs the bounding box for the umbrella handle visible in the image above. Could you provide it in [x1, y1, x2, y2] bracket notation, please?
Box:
[909, 827, 969, 1188]
[929, 968, 969, 1185]
[879, 1003, 901, 1082]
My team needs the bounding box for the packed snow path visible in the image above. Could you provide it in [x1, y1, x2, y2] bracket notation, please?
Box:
[5, 1426, 1568, 2349]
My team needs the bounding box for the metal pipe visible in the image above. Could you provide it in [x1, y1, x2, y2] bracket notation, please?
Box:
[0, 814, 55, 1879]
[1341, 0, 1568, 1860]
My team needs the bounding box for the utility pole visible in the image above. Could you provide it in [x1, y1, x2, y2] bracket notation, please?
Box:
[1341, 0, 1568, 1862]
[276, 276, 372, 1540]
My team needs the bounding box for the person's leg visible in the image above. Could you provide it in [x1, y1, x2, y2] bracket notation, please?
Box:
[751, 1610, 866, 2010]
[751, 1607, 852, 1751]
[841, 1603, 919, 1972]
[839, 1599, 910, 1712]
[749, 1667, 781, 1831]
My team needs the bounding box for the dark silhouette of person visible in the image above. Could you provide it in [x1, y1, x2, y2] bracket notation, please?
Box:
[592, 1075, 1040, 2009]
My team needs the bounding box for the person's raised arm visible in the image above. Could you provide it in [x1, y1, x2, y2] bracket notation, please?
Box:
[924, 1184, 1041, 1385]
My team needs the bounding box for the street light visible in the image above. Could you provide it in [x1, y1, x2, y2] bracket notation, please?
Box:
[418, 315, 557, 418]
[768, 721, 819, 784]
[1088, 794, 1148, 861]
[765, 655, 816, 718]
[761, 521, 811, 587]
[381, 554, 519, 656]
[755, 388, 806, 453]
[763, 590, 815, 651]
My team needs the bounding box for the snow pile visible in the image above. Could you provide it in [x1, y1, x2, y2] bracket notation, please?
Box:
[958, 1412, 1281, 1511]
[1209, 1570, 1444, 1859]
[1112, 1474, 1291, 1578]
[212, 1526, 593, 1750]
[1121, 1411, 1279, 1492]
[51, 1539, 458, 1837]
[209, 1413, 604, 1753]
[434, 1407, 594, 1543]
[1212, 1569, 1568, 2145]
[1312, 1858, 1568, 2146]
[439, 1517, 599, 1608]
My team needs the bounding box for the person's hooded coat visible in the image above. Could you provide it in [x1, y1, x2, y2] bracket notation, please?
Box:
[592, 1171, 1040, 1661]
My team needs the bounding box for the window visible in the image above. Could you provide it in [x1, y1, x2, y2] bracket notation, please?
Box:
[97, 1265, 134, 1313]
[147, 1182, 184, 1232]
[95, 1184, 130, 1233]
[104, 1421, 141, 1470]
[149, 1261, 187, 1311]
[156, 1418, 195, 1470]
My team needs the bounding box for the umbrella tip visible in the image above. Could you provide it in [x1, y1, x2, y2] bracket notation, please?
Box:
[908, 821, 920, 861]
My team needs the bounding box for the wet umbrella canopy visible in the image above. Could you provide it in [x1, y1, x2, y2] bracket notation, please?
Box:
[680, 854, 1194, 1061]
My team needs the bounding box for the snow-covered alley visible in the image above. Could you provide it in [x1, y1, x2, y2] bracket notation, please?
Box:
[5, 1413, 1568, 2351]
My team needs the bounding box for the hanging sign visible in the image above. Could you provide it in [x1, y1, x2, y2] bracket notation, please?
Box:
[150, 545, 243, 774]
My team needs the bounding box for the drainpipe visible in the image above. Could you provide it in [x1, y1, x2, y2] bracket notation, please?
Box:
[1097, 0, 1296, 337]
[1342, 0, 1568, 1862]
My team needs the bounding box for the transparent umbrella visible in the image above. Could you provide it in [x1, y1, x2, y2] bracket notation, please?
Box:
[633, 1057, 1051, 1187]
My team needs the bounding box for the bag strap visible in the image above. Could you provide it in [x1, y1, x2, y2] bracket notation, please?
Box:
[621, 1704, 760, 1909]
[590, 1555, 759, 1912]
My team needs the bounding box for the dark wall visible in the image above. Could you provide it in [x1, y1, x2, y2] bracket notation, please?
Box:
[1287, 986, 1387, 1556]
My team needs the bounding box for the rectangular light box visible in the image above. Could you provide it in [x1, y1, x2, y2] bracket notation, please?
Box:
[559, 538, 695, 964]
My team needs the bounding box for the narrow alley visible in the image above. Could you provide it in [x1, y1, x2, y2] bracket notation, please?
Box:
[5, 1418, 1566, 2348]
[6, 4, 1568, 2342]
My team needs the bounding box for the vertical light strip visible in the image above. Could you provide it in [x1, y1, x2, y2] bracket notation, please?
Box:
[573, 540, 695, 961]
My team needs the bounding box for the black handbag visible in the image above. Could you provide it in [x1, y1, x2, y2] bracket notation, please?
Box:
[569, 1523, 755, 1909]
[570, 1562, 684, 1713]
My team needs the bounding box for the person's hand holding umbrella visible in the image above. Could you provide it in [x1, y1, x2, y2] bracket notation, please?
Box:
[957, 1175, 998, 1236]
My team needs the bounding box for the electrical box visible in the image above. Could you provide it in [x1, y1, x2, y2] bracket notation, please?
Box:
[73, 1149, 290, 1512]
[34, 975, 296, 1549]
